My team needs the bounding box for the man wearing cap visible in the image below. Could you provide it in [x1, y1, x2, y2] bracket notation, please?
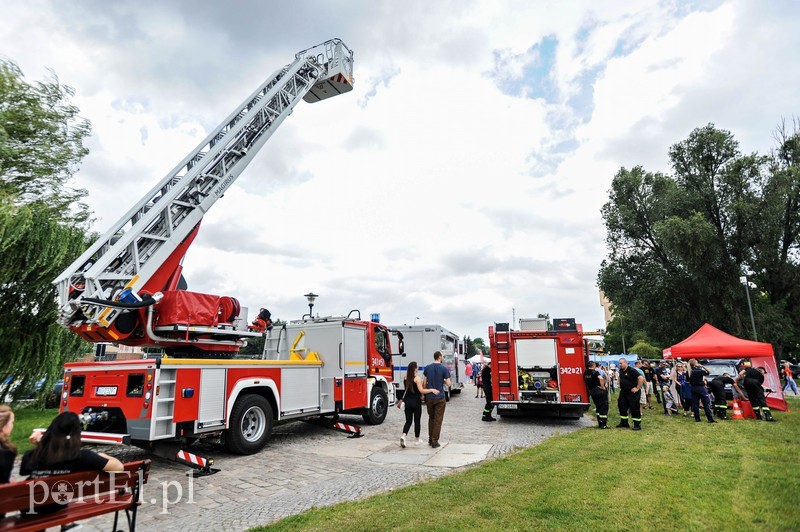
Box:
[733, 364, 775, 422]
[616, 358, 646, 431]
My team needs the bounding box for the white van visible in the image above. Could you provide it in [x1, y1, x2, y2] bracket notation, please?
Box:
[389, 325, 465, 399]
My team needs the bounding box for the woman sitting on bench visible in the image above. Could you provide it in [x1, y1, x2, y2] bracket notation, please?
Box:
[19, 412, 124, 520]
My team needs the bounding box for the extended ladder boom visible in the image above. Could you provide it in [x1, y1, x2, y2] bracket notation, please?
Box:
[54, 39, 353, 330]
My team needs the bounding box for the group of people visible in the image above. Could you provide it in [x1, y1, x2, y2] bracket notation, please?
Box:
[0, 405, 124, 523]
[585, 357, 780, 430]
[464, 360, 487, 398]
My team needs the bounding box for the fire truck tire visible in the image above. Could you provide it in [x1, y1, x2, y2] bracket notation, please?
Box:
[362, 387, 388, 425]
[225, 394, 273, 455]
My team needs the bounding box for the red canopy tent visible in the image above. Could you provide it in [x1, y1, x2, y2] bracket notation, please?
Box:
[663, 323, 788, 411]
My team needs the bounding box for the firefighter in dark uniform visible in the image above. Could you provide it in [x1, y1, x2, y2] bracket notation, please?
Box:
[584, 361, 609, 429]
[708, 373, 735, 419]
[481, 360, 496, 421]
[616, 358, 646, 431]
[688, 359, 716, 423]
[733, 364, 775, 421]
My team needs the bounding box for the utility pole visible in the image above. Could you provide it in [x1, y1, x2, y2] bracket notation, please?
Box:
[740, 276, 758, 341]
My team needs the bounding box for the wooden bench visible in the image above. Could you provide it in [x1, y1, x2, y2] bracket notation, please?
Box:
[0, 459, 150, 532]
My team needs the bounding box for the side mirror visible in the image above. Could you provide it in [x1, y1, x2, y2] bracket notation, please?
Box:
[398, 338, 405, 356]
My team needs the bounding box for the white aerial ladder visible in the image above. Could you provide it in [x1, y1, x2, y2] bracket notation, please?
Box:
[53, 39, 354, 350]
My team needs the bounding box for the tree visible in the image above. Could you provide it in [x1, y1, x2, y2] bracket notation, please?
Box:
[464, 336, 477, 359]
[0, 61, 91, 222]
[598, 122, 800, 353]
[627, 340, 661, 359]
[748, 119, 800, 354]
[472, 337, 487, 356]
[602, 317, 626, 354]
[0, 60, 92, 402]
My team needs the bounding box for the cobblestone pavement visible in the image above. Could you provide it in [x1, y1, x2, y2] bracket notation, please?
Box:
[56, 390, 592, 531]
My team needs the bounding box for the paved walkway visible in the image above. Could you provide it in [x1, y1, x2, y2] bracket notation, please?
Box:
[67, 390, 592, 530]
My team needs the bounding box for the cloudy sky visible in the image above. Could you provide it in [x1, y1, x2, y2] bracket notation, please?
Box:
[3, 1, 799, 341]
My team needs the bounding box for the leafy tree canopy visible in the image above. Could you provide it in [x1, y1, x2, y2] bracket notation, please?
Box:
[627, 341, 662, 359]
[472, 337, 487, 355]
[0, 60, 91, 222]
[598, 121, 800, 357]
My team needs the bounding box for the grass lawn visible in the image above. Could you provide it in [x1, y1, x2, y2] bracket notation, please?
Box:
[256, 396, 800, 531]
[7, 406, 59, 455]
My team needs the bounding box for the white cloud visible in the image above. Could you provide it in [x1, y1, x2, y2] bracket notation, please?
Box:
[2, 0, 798, 340]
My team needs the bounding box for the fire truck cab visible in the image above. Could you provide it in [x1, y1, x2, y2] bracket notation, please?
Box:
[488, 318, 590, 419]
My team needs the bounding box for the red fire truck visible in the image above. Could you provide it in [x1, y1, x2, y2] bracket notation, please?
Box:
[487, 318, 590, 418]
[60, 314, 397, 456]
[49, 40, 401, 463]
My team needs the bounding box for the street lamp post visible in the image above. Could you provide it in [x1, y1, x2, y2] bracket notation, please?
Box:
[413, 317, 419, 325]
[739, 276, 758, 341]
[304, 292, 318, 319]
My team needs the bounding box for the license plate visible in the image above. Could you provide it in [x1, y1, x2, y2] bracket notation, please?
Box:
[497, 403, 518, 410]
[96, 386, 118, 396]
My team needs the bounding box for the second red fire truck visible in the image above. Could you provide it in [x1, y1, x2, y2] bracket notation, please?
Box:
[488, 318, 590, 418]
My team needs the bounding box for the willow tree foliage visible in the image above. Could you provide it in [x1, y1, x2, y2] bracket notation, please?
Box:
[598, 123, 800, 356]
[0, 60, 92, 401]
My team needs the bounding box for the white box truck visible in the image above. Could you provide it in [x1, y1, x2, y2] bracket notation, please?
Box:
[389, 324, 465, 399]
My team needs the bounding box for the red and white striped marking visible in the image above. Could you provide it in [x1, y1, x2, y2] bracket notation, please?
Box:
[176, 450, 208, 468]
[334, 422, 361, 435]
[81, 431, 130, 445]
[32, 429, 131, 446]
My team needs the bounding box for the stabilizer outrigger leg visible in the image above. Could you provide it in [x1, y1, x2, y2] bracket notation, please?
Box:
[152, 442, 220, 477]
[176, 449, 221, 477]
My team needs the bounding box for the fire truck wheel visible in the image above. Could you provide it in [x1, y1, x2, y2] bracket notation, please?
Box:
[225, 394, 273, 455]
[362, 387, 388, 425]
